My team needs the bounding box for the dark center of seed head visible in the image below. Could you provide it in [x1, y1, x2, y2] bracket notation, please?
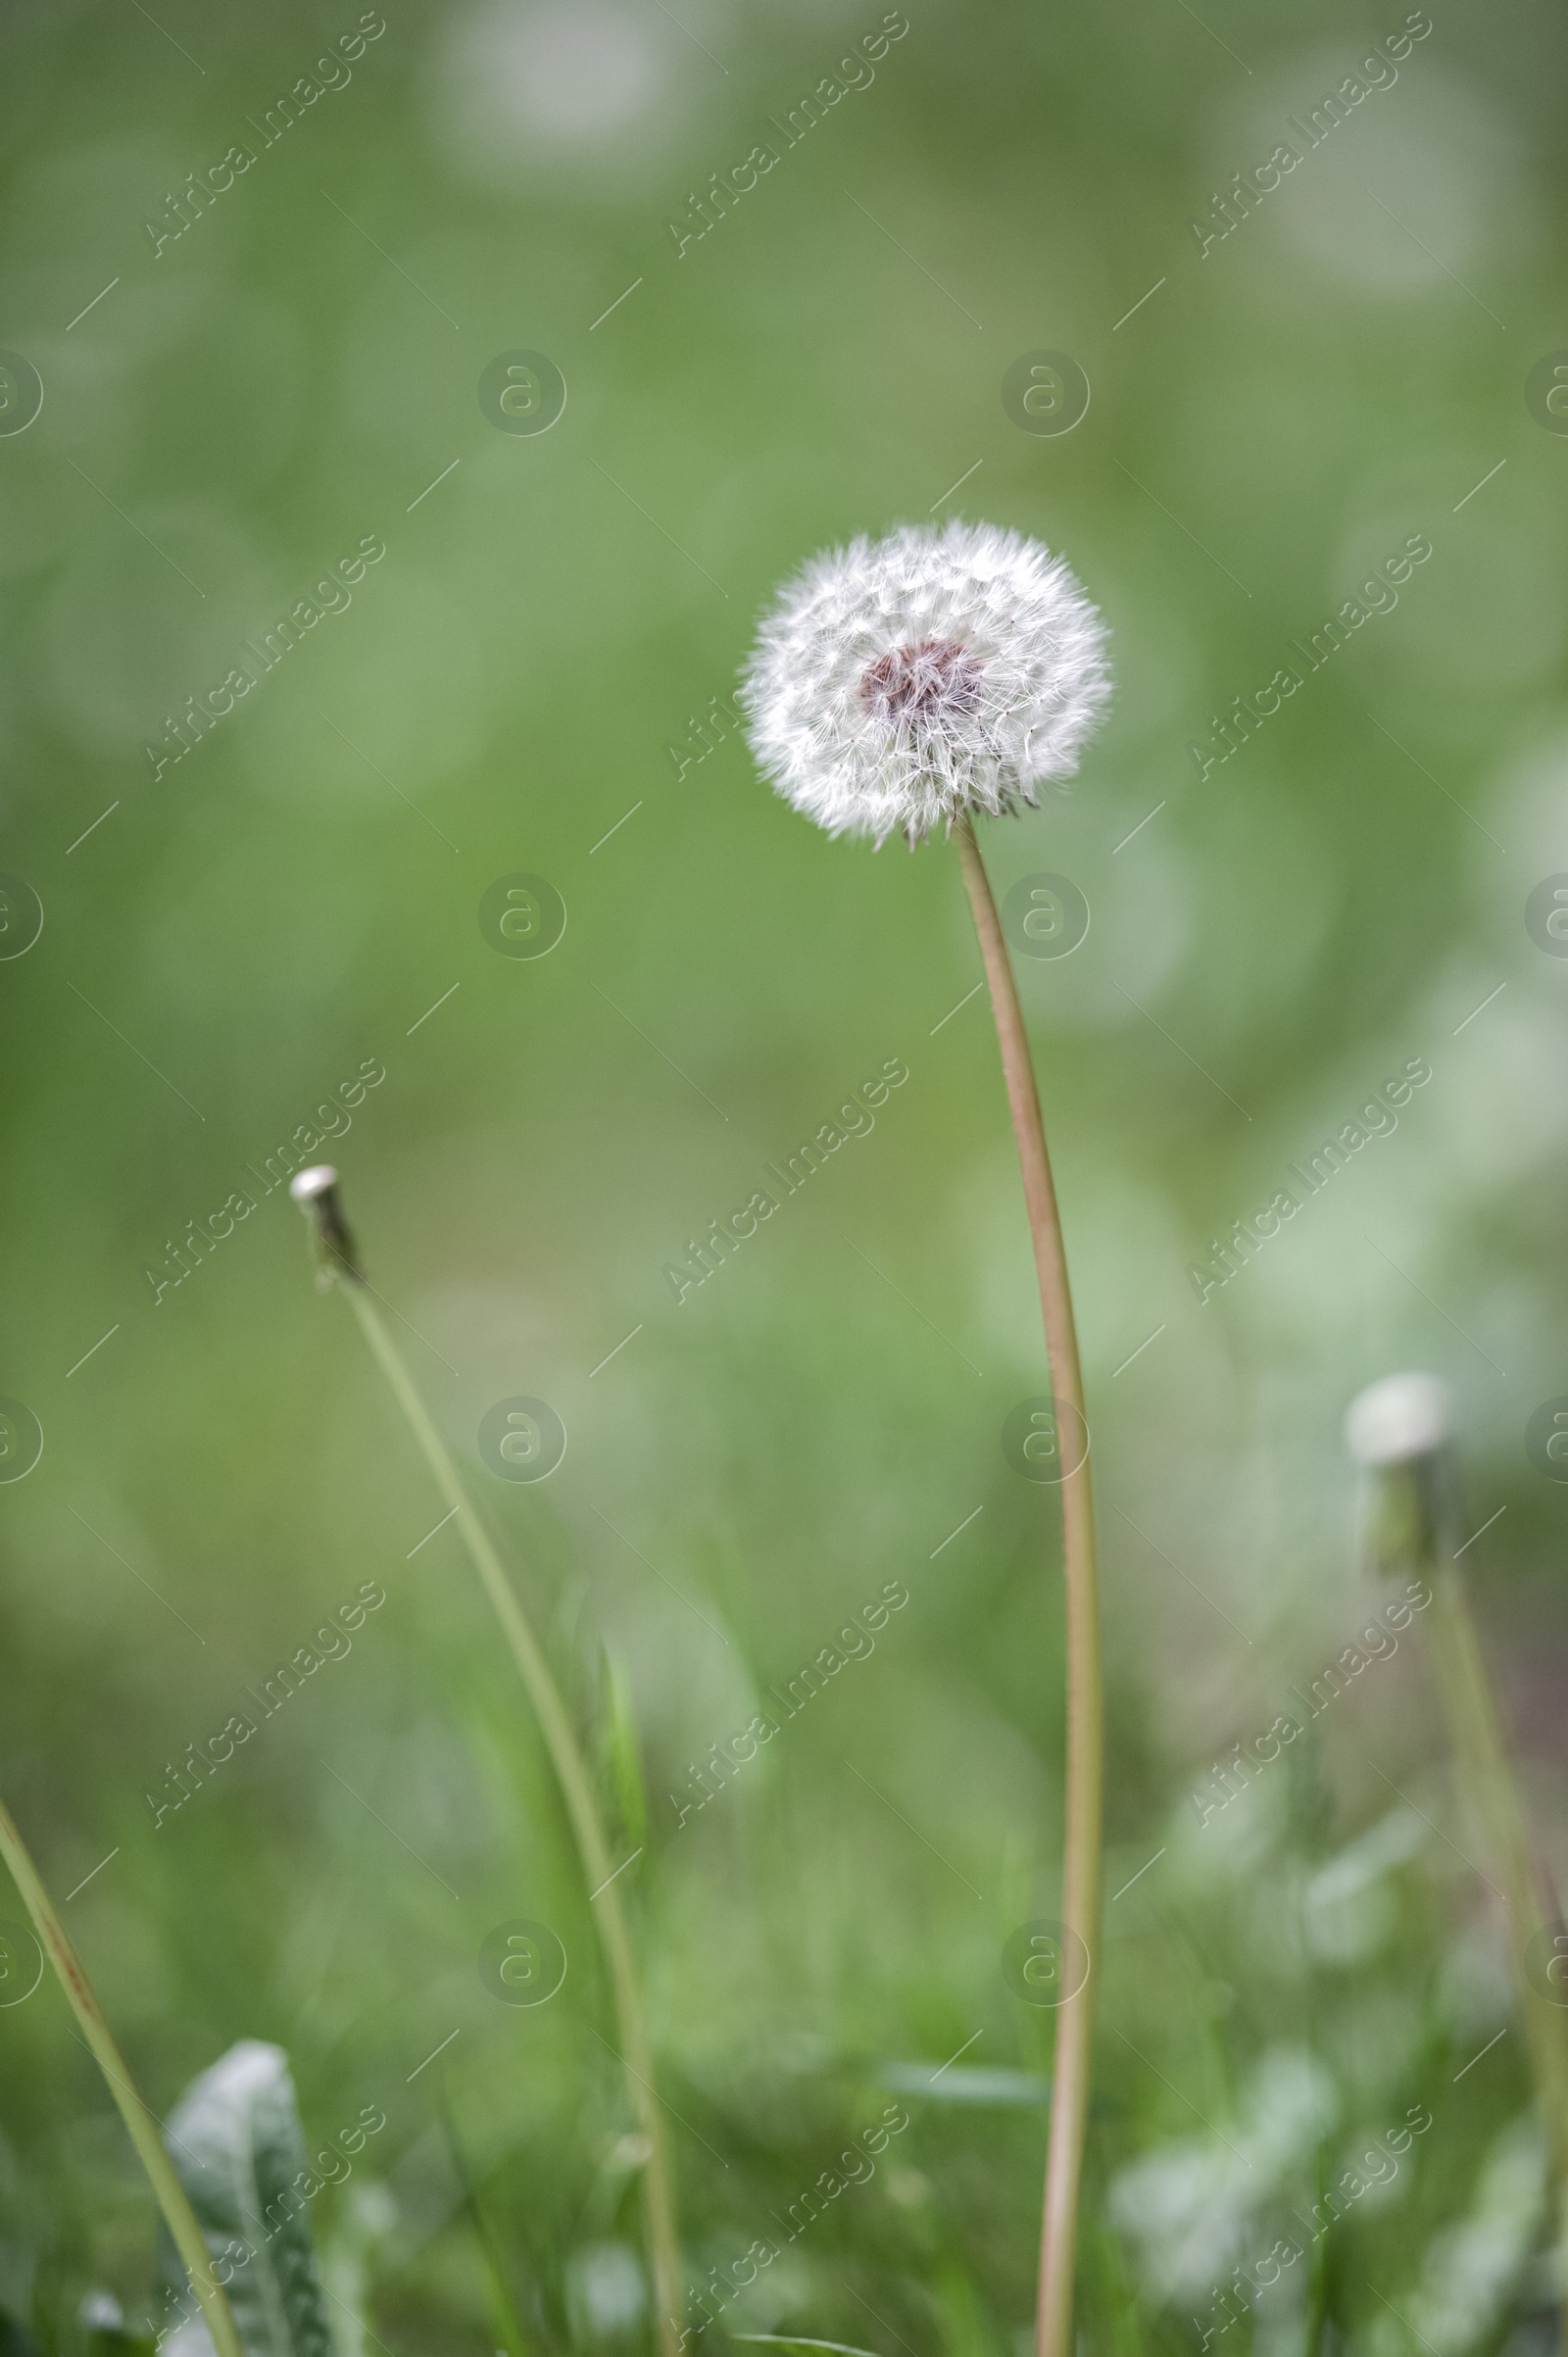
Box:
[859, 636, 983, 725]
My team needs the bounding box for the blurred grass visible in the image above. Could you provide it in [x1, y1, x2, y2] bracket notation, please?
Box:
[2, 0, 1568, 2350]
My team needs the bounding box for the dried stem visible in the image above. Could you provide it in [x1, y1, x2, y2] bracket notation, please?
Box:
[336, 1280, 683, 2357]
[0, 1797, 246, 2357]
[955, 815, 1102, 2357]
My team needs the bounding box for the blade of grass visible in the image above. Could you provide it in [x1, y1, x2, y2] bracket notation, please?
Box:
[1423, 1561, 1568, 2298]
[0, 1797, 247, 2357]
[439, 2087, 534, 2357]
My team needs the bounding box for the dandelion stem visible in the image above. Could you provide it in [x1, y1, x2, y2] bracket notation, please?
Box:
[0, 1796, 247, 2357]
[955, 814, 1102, 2357]
[1421, 1556, 1568, 2246]
[337, 1281, 683, 2357]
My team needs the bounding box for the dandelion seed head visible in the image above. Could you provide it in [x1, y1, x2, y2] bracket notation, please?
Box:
[859, 636, 984, 726]
[1345, 1372, 1453, 1468]
[740, 519, 1111, 847]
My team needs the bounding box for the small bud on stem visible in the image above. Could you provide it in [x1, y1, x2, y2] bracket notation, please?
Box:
[289, 1164, 363, 1286]
[1345, 1373, 1456, 1575]
[1344, 1372, 1568, 2216]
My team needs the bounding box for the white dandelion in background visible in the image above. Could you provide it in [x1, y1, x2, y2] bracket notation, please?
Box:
[1345, 1370, 1453, 1466]
[740, 517, 1110, 848]
[1342, 1372, 1568, 2225]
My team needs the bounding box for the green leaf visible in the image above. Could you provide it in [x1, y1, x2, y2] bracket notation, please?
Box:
[160, 2040, 335, 2357]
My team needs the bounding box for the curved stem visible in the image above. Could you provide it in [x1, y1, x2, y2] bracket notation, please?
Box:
[955, 817, 1103, 2357]
[343, 1288, 683, 2357]
[0, 1798, 247, 2357]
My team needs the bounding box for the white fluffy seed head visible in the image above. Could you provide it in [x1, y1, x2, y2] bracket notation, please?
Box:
[1345, 1373, 1453, 1467]
[289, 1164, 339, 1204]
[739, 519, 1111, 848]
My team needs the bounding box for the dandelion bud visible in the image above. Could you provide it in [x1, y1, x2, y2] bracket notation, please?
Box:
[288, 1163, 362, 1284]
[1345, 1372, 1456, 1574]
[1344, 1372, 1453, 1468]
[740, 519, 1110, 848]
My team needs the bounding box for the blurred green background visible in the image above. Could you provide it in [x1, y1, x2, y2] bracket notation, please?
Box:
[2, 0, 1567, 2349]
